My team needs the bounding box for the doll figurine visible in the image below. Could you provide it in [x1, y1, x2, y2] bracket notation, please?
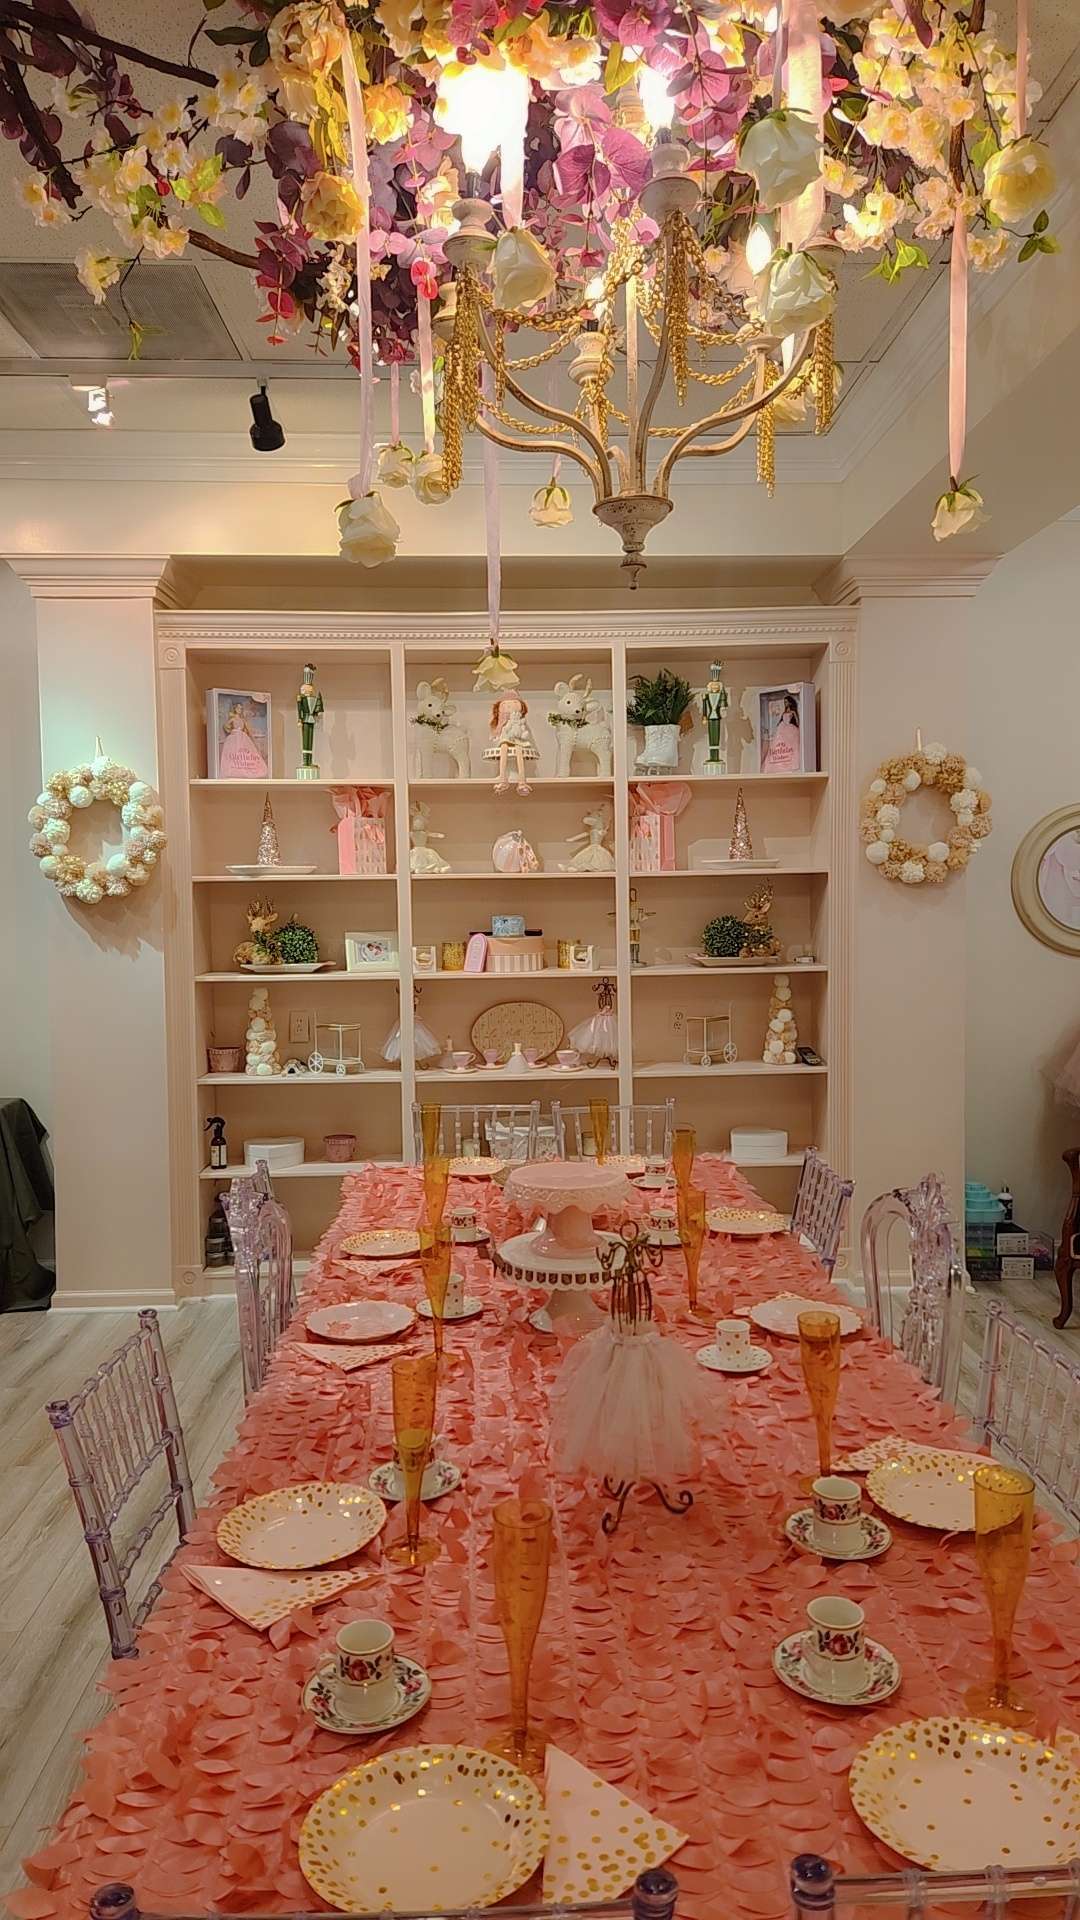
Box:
[409, 799, 451, 874]
[561, 802, 616, 873]
[484, 693, 539, 796]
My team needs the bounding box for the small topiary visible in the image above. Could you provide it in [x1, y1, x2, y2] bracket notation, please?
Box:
[702, 914, 745, 958]
[276, 914, 319, 964]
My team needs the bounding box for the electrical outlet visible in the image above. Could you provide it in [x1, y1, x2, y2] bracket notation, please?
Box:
[671, 1007, 685, 1036]
[289, 1011, 314, 1047]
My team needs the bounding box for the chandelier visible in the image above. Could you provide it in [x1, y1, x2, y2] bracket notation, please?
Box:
[0, 0, 1056, 575]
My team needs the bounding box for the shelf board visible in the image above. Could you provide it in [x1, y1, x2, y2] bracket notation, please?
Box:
[631, 866, 829, 879]
[417, 1067, 619, 1083]
[411, 870, 615, 882]
[730, 1152, 806, 1167]
[633, 1061, 828, 1077]
[633, 963, 828, 977]
[200, 1161, 384, 1180]
[410, 777, 613, 791]
[199, 1071, 400, 1085]
[193, 872, 395, 883]
[196, 970, 395, 983]
[421, 967, 611, 981]
[190, 778, 393, 790]
[671, 773, 827, 789]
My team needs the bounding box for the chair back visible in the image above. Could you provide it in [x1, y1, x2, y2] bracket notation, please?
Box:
[411, 1102, 541, 1163]
[790, 1146, 853, 1276]
[47, 1309, 195, 1660]
[792, 1852, 1080, 1920]
[860, 1172, 965, 1403]
[975, 1299, 1080, 1526]
[224, 1162, 295, 1401]
[552, 1101, 675, 1159]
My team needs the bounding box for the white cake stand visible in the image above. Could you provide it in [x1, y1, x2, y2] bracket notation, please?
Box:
[498, 1160, 634, 1332]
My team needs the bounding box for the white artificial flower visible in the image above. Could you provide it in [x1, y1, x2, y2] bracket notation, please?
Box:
[964, 765, 983, 787]
[950, 787, 977, 813]
[491, 229, 556, 310]
[876, 803, 901, 827]
[982, 137, 1055, 224]
[970, 230, 1009, 273]
[760, 250, 834, 338]
[928, 840, 950, 862]
[75, 249, 123, 306]
[338, 490, 400, 567]
[956, 808, 976, 827]
[932, 481, 987, 542]
[412, 450, 450, 504]
[900, 859, 925, 884]
[68, 784, 93, 807]
[924, 742, 946, 764]
[377, 441, 415, 488]
[530, 479, 573, 527]
[866, 842, 890, 865]
[42, 818, 70, 844]
[18, 177, 68, 227]
[825, 0, 876, 20]
[903, 769, 922, 791]
[879, 826, 896, 842]
[739, 109, 822, 212]
[869, 777, 887, 796]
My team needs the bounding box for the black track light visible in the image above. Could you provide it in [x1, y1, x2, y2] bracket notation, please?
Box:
[249, 382, 285, 453]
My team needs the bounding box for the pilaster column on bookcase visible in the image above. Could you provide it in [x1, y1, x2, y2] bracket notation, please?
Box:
[816, 555, 998, 1225]
[610, 639, 634, 1109]
[824, 630, 856, 1248]
[6, 554, 177, 1308]
[390, 646, 416, 1156]
[158, 631, 202, 1295]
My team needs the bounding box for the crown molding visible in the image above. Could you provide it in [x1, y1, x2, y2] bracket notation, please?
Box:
[814, 555, 1000, 604]
[3, 553, 178, 601]
[158, 606, 857, 647]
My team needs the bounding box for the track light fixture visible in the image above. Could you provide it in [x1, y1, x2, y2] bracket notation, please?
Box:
[249, 382, 285, 453]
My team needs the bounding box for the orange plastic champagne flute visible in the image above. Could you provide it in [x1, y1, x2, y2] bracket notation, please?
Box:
[672, 1126, 696, 1198]
[589, 1098, 610, 1165]
[385, 1352, 441, 1568]
[798, 1309, 841, 1488]
[419, 1103, 442, 1164]
[487, 1496, 552, 1775]
[965, 1463, 1035, 1726]
[422, 1153, 450, 1232]
[679, 1185, 708, 1319]
[420, 1222, 453, 1366]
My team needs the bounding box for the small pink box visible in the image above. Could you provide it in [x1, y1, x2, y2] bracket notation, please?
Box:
[324, 1133, 357, 1163]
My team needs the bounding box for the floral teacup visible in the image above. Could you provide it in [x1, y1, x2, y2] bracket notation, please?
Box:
[811, 1474, 863, 1553]
[804, 1597, 866, 1697]
[335, 1619, 398, 1722]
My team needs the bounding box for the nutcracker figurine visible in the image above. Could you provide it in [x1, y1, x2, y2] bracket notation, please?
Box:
[296, 663, 324, 781]
[700, 662, 729, 776]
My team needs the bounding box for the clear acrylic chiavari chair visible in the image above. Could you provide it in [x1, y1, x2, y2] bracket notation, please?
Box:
[224, 1162, 295, 1402]
[47, 1309, 195, 1660]
[791, 1850, 1080, 1920]
[859, 1171, 966, 1404]
[88, 1868, 680, 1920]
[790, 1146, 854, 1278]
[552, 1101, 675, 1161]
[410, 1101, 541, 1163]
[975, 1299, 1080, 1527]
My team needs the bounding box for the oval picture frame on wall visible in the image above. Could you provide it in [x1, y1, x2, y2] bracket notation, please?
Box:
[1011, 805, 1080, 955]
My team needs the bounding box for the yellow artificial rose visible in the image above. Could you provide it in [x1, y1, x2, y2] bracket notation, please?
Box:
[506, 18, 601, 90]
[530, 479, 573, 527]
[982, 137, 1055, 224]
[364, 82, 410, 145]
[931, 481, 987, 543]
[412, 450, 451, 504]
[338, 490, 400, 566]
[491, 228, 555, 311]
[377, 440, 415, 488]
[301, 170, 364, 242]
[760, 250, 835, 338]
[268, 3, 345, 77]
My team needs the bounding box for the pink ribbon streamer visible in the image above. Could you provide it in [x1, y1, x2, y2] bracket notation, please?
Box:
[389, 361, 400, 443]
[948, 207, 968, 484]
[481, 364, 501, 643]
[1015, 0, 1029, 136]
[417, 290, 437, 453]
[780, 0, 825, 252]
[341, 38, 375, 499]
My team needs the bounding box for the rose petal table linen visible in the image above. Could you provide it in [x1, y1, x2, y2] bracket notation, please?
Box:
[11, 1157, 1080, 1920]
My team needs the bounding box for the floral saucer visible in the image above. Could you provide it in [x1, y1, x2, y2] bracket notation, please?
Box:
[417, 1296, 484, 1322]
[303, 1653, 432, 1735]
[369, 1457, 462, 1503]
[784, 1507, 892, 1562]
[696, 1344, 772, 1375]
[773, 1632, 901, 1707]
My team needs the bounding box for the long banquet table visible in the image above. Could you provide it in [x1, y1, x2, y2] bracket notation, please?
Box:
[13, 1156, 1080, 1920]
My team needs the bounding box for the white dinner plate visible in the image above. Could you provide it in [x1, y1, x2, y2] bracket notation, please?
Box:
[749, 1294, 862, 1337]
[305, 1300, 415, 1343]
[866, 1447, 987, 1530]
[216, 1481, 386, 1570]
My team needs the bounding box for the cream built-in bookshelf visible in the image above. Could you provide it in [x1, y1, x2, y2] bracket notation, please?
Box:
[158, 609, 856, 1297]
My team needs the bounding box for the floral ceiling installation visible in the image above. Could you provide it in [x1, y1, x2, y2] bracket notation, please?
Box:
[2, 0, 1056, 568]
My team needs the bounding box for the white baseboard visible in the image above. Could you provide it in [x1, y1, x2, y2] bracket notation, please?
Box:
[49, 1290, 236, 1311]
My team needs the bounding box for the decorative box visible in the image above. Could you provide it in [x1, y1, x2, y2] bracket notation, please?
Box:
[730, 1127, 789, 1163]
[331, 787, 388, 876]
[629, 782, 689, 872]
[487, 933, 545, 974]
[629, 809, 661, 873]
[492, 914, 526, 937]
[244, 1136, 304, 1170]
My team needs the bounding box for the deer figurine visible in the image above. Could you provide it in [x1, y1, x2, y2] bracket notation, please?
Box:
[411, 678, 472, 779]
[548, 675, 614, 778]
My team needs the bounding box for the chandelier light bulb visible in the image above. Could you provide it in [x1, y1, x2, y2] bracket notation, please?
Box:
[637, 63, 676, 133]
[745, 216, 775, 276]
[763, 5, 780, 32]
[438, 60, 529, 178]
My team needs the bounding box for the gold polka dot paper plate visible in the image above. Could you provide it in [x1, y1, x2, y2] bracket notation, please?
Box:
[298, 1745, 549, 1913]
[866, 1448, 987, 1530]
[216, 1481, 387, 1570]
[849, 1717, 1080, 1870]
[706, 1206, 788, 1237]
[340, 1228, 421, 1258]
[448, 1155, 504, 1177]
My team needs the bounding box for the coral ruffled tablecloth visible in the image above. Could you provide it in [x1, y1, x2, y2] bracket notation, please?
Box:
[13, 1157, 1080, 1920]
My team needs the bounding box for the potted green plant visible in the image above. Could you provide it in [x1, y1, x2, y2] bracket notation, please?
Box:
[627, 668, 693, 772]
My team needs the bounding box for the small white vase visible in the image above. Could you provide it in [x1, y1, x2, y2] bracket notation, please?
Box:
[636, 722, 681, 772]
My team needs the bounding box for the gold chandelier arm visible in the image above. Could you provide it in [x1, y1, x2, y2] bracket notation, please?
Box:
[475, 308, 614, 495]
[470, 412, 605, 501]
[652, 334, 813, 497]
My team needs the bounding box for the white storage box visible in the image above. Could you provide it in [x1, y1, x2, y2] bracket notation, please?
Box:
[730, 1127, 788, 1162]
[244, 1136, 305, 1170]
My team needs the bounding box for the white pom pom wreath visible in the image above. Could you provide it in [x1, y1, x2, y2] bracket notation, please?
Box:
[861, 746, 990, 889]
[28, 756, 166, 904]
[866, 842, 890, 865]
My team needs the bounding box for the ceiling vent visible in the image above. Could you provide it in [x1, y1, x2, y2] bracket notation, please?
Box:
[0, 260, 242, 360]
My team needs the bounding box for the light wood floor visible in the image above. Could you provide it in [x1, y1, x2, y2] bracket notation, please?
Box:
[1, 1273, 1077, 1895]
[0, 1301, 241, 1893]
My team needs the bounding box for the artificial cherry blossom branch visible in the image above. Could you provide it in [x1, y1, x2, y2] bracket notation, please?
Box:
[0, 2, 217, 86]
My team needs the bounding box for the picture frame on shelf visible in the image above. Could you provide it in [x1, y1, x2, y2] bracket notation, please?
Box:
[206, 687, 271, 780]
[741, 683, 817, 775]
[345, 930, 398, 973]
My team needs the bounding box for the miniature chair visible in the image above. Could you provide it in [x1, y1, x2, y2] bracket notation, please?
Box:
[860, 1171, 966, 1404]
[411, 1101, 540, 1163]
[552, 1100, 675, 1161]
[791, 1851, 1080, 1920]
[224, 1161, 295, 1401]
[790, 1146, 853, 1277]
[975, 1299, 1080, 1527]
[47, 1310, 196, 1660]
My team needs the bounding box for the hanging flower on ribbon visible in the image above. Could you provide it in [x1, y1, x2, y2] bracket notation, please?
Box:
[377, 441, 415, 487]
[739, 110, 822, 213]
[982, 137, 1056, 224]
[491, 229, 557, 311]
[474, 643, 520, 693]
[338, 491, 400, 566]
[760, 251, 835, 337]
[931, 481, 988, 543]
[531, 478, 574, 528]
[413, 450, 450, 504]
